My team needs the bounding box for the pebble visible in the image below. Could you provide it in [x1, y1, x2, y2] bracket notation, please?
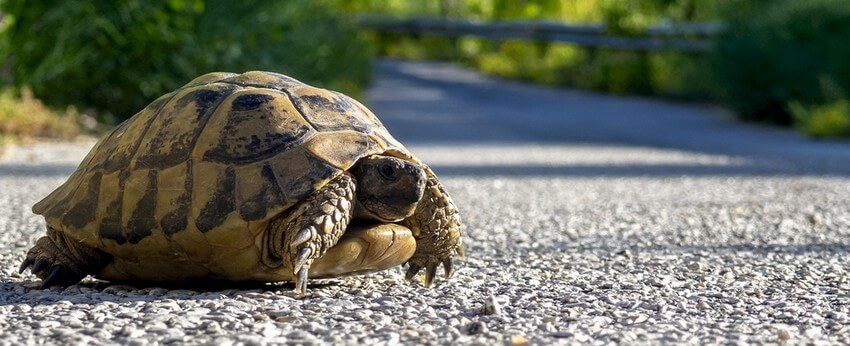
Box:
[687, 262, 703, 271]
[466, 321, 488, 335]
[481, 295, 502, 315]
[510, 335, 529, 345]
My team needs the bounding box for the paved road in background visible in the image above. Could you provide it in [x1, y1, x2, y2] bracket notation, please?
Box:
[1, 59, 849, 344]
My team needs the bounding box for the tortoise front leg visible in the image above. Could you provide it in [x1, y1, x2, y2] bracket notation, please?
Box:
[403, 167, 465, 287]
[264, 173, 355, 295]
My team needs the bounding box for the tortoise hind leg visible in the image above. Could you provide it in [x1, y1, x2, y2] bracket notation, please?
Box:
[20, 227, 111, 288]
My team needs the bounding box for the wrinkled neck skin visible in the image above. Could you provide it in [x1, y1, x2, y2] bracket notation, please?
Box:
[351, 197, 418, 223]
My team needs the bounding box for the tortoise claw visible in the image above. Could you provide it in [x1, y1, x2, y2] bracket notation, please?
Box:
[406, 256, 459, 287]
[442, 258, 454, 278]
[292, 246, 313, 296]
[41, 266, 64, 289]
[293, 248, 312, 276]
[19, 256, 35, 274]
[424, 264, 438, 288]
[405, 263, 421, 281]
[32, 259, 49, 274]
[291, 228, 313, 248]
[294, 267, 309, 296]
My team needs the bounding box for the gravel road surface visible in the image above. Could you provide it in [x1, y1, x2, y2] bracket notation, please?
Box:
[1, 59, 849, 344]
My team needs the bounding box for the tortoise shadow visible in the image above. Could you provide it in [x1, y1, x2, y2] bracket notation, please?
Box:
[0, 278, 338, 307]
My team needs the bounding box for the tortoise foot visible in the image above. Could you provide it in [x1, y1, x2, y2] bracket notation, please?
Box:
[20, 228, 110, 288]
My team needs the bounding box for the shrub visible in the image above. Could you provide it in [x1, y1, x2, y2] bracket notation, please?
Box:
[712, 0, 850, 125]
[0, 88, 81, 140]
[0, 0, 371, 122]
[789, 99, 850, 138]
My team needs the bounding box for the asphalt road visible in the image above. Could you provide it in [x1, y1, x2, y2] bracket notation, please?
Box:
[1, 59, 849, 344]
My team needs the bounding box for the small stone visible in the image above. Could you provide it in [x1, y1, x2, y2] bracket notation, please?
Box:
[628, 314, 649, 324]
[808, 213, 822, 225]
[687, 262, 702, 271]
[466, 321, 487, 335]
[481, 295, 501, 315]
[803, 327, 821, 339]
[552, 332, 571, 339]
[252, 313, 270, 321]
[777, 328, 791, 341]
[205, 322, 222, 334]
[120, 326, 144, 338]
[35, 321, 61, 328]
[510, 335, 529, 345]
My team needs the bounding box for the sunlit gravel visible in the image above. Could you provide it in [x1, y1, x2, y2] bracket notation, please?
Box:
[1, 142, 849, 345]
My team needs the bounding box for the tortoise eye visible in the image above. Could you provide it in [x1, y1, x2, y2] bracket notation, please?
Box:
[379, 164, 397, 181]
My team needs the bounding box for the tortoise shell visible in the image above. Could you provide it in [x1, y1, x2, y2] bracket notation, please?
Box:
[32, 71, 415, 279]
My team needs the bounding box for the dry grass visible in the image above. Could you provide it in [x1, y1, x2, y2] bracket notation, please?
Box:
[0, 87, 83, 143]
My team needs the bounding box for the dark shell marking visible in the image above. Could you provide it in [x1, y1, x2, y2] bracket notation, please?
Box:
[161, 161, 192, 237]
[34, 71, 408, 247]
[135, 86, 236, 169]
[201, 91, 312, 164]
[196, 166, 236, 233]
[61, 171, 102, 229]
[98, 172, 128, 244]
[237, 163, 286, 221]
[126, 171, 158, 243]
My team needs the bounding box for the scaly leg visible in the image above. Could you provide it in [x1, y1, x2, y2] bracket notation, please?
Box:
[20, 227, 111, 288]
[264, 172, 355, 295]
[403, 166, 465, 287]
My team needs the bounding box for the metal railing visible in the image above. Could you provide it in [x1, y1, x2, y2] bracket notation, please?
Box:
[358, 17, 725, 52]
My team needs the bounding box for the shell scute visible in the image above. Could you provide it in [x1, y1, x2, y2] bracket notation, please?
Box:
[221, 71, 303, 91]
[124, 170, 158, 243]
[134, 84, 238, 169]
[304, 130, 383, 169]
[193, 164, 236, 233]
[269, 146, 340, 207]
[101, 93, 173, 173]
[60, 171, 102, 230]
[195, 89, 315, 164]
[235, 163, 286, 221]
[183, 72, 238, 88]
[156, 161, 192, 236]
[289, 86, 380, 133]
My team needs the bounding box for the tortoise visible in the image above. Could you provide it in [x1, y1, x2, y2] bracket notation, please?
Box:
[19, 71, 465, 294]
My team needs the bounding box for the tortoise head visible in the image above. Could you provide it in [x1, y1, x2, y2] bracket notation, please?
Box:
[352, 155, 427, 222]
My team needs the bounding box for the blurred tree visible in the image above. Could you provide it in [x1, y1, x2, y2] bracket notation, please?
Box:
[0, 0, 371, 122]
[712, 0, 850, 125]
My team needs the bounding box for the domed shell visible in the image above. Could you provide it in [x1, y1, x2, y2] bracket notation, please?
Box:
[32, 71, 415, 262]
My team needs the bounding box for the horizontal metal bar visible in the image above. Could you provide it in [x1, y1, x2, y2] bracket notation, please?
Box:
[357, 17, 724, 52]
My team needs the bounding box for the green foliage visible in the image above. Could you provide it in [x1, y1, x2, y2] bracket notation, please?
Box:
[347, 1, 726, 98]
[789, 100, 850, 138]
[374, 33, 459, 61]
[649, 51, 714, 99]
[0, 0, 372, 122]
[712, 0, 850, 126]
